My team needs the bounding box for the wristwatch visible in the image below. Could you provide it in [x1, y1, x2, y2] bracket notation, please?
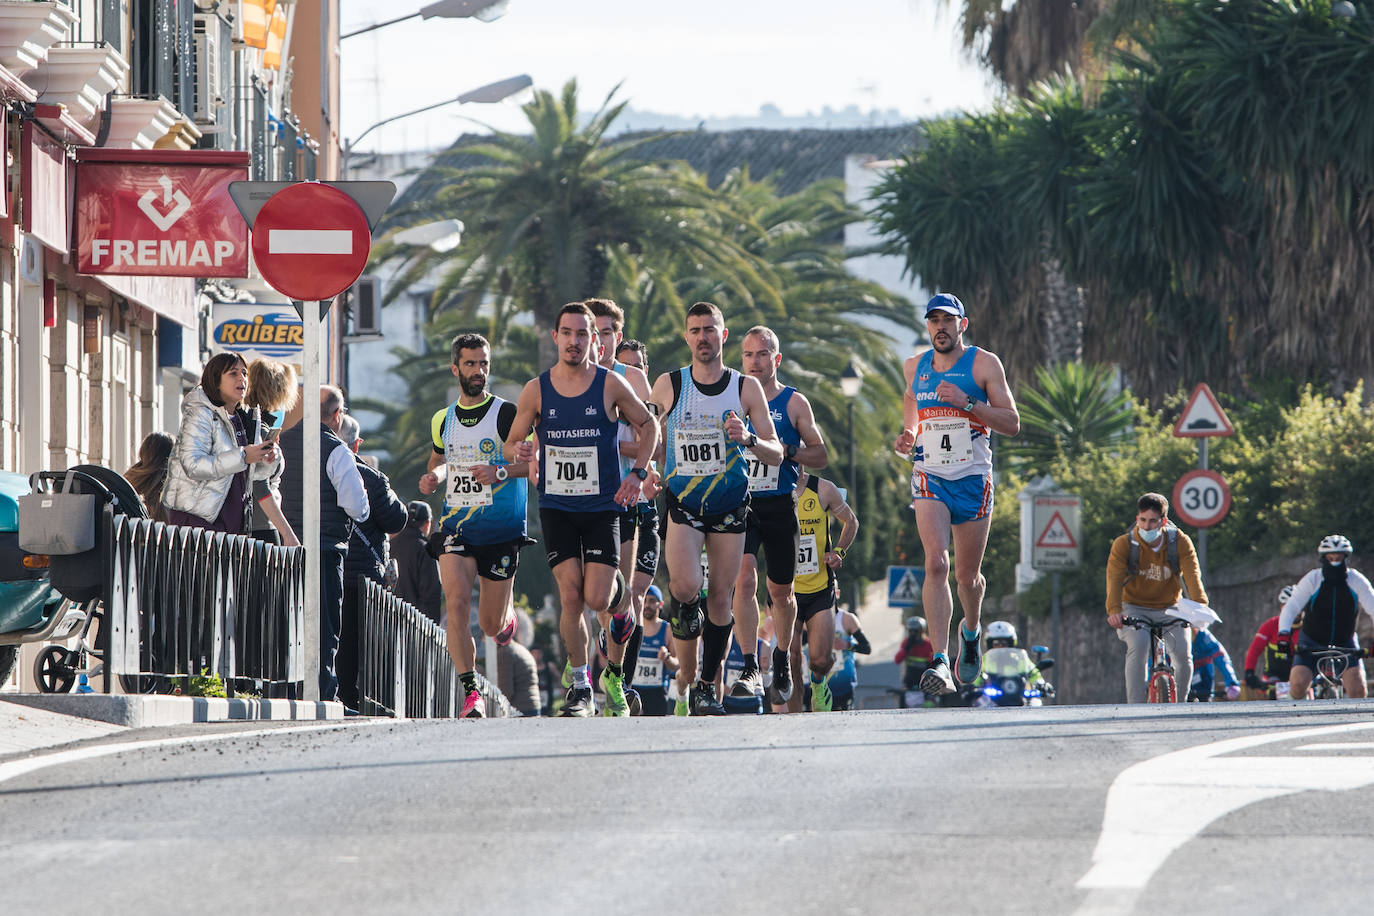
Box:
[784, 443, 798, 461]
[630, 466, 649, 481]
[834, 546, 847, 559]
[495, 465, 508, 481]
[965, 396, 978, 412]
[745, 433, 758, 448]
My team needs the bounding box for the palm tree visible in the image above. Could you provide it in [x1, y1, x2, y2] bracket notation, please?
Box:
[1000, 361, 1134, 470]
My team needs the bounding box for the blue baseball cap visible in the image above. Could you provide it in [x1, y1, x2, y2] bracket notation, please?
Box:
[646, 584, 663, 601]
[924, 293, 966, 319]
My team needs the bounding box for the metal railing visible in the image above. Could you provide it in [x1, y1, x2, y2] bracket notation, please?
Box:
[103, 515, 306, 696]
[358, 580, 510, 718]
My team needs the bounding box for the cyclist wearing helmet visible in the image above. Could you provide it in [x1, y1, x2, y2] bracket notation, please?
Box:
[1242, 585, 1302, 699]
[895, 616, 936, 691]
[971, 621, 1045, 690]
[1277, 535, 1374, 700]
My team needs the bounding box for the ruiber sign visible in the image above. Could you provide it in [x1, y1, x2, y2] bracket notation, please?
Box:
[74, 149, 249, 278]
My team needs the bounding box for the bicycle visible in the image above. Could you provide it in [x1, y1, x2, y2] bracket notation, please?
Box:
[1121, 615, 1192, 703]
[1303, 645, 1368, 700]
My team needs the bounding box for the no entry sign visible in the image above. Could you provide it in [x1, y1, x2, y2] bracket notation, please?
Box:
[248, 183, 371, 302]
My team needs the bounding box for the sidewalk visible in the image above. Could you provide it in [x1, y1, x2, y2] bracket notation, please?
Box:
[0, 693, 344, 757]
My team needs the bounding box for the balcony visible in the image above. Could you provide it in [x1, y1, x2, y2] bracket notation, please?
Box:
[0, 1, 78, 78]
[25, 43, 129, 126]
[104, 96, 180, 149]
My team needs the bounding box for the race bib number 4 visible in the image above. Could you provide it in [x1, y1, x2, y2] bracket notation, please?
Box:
[446, 465, 492, 508]
[545, 445, 599, 496]
[797, 533, 820, 575]
[746, 455, 780, 492]
[676, 427, 726, 477]
[920, 416, 973, 468]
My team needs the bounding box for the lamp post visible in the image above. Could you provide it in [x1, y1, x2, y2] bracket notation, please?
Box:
[341, 0, 511, 40]
[839, 360, 863, 616]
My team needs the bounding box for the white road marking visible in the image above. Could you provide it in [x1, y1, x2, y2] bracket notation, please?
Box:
[267, 229, 353, 255]
[1295, 742, 1374, 751]
[0, 722, 377, 789]
[1076, 721, 1374, 899]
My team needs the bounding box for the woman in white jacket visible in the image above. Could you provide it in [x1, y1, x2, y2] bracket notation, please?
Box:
[162, 353, 281, 533]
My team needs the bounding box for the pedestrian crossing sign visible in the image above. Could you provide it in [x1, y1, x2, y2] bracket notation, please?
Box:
[887, 565, 924, 608]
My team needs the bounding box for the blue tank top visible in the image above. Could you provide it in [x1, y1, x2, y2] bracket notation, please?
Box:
[910, 346, 992, 481]
[536, 366, 621, 512]
[633, 621, 673, 691]
[746, 386, 800, 497]
[830, 618, 858, 694]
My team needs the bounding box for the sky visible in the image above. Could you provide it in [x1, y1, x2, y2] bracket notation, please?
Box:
[338, 0, 1000, 155]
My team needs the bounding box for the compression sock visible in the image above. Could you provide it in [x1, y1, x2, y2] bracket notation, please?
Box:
[743, 652, 757, 671]
[573, 665, 591, 689]
[700, 617, 734, 681]
[460, 671, 478, 695]
[773, 646, 789, 673]
[625, 624, 644, 672]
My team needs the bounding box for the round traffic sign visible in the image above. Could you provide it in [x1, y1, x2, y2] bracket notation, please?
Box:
[250, 183, 371, 302]
[1172, 469, 1232, 528]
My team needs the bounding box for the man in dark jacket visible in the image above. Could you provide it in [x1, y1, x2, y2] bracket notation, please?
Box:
[392, 500, 443, 624]
[337, 413, 407, 710]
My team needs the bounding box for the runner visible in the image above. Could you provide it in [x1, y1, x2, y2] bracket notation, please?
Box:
[629, 585, 678, 716]
[893, 293, 1019, 695]
[506, 302, 659, 717]
[787, 469, 858, 713]
[730, 325, 829, 706]
[586, 299, 660, 714]
[417, 333, 531, 719]
[649, 301, 783, 716]
[827, 597, 872, 711]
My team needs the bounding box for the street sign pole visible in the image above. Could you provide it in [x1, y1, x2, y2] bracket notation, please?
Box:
[303, 302, 320, 701]
[1198, 437, 1208, 582]
[1052, 570, 1060, 690]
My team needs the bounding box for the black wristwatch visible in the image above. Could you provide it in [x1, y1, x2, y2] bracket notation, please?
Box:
[745, 433, 758, 448]
[630, 466, 649, 481]
[784, 443, 798, 461]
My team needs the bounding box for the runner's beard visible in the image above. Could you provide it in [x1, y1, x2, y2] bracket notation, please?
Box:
[932, 334, 956, 353]
[460, 373, 485, 398]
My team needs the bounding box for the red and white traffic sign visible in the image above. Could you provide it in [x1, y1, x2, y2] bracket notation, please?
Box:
[1173, 383, 1234, 438]
[1172, 469, 1232, 528]
[249, 183, 371, 301]
[1031, 493, 1082, 571]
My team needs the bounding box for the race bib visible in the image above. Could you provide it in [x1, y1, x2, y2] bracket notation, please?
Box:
[633, 656, 663, 687]
[675, 427, 726, 476]
[797, 533, 820, 575]
[920, 416, 973, 468]
[545, 445, 599, 496]
[746, 455, 780, 492]
[445, 465, 492, 508]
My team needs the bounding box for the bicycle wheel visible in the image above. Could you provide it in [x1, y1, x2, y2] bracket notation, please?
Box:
[1148, 671, 1175, 703]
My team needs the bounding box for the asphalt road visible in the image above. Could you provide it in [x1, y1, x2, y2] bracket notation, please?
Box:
[2, 701, 1371, 915]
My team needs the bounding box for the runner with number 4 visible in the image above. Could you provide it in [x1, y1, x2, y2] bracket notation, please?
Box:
[894, 294, 1018, 696]
[731, 325, 829, 706]
[418, 333, 532, 719]
[506, 302, 660, 717]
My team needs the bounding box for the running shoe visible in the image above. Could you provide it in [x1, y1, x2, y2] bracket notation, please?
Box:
[689, 680, 727, 716]
[561, 659, 572, 690]
[920, 658, 956, 696]
[626, 686, 643, 717]
[957, 628, 981, 684]
[674, 695, 689, 717]
[559, 685, 596, 717]
[767, 655, 794, 705]
[609, 610, 635, 645]
[600, 668, 630, 717]
[460, 689, 486, 719]
[730, 661, 763, 698]
[495, 615, 517, 647]
[811, 677, 833, 713]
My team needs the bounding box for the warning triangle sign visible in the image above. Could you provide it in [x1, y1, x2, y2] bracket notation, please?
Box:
[1173, 383, 1234, 438]
[1035, 511, 1078, 549]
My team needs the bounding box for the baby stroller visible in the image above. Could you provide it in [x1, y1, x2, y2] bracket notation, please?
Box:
[18, 465, 147, 692]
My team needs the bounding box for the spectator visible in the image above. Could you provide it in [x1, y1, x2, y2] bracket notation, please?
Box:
[244, 358, 300, 547]
[498, 634, 542, 717]
[124, 431, 174, 523]
[279, 385, 370, 701]
[163, 353, 281, 533]
[392, 500, 442, 624]
[337, 412, 407, 710]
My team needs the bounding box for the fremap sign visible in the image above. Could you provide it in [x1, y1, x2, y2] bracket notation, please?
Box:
[74, 149, 250, 278]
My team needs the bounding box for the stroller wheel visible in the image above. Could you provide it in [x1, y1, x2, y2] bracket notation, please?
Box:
[35, 645, 78, 694]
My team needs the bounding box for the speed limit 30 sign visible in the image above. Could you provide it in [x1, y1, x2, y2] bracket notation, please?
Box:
[1172, 469, 1231, 528]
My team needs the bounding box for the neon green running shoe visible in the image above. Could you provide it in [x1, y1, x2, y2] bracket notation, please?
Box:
[600, 668, 629, 717]
[811, 677, 833, 713]
[674, 694, 689, 717]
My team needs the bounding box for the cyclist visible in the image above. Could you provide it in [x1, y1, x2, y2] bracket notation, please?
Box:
[1277, 535, 1374, 700]
[1105, 492, 1208, 703]
[1187, 628, 1241, 701]
[1242, 585, 1300, 699]
[895, 616, 935, 691]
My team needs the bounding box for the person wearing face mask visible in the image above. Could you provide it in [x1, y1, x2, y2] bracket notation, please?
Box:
[1105, 492, 1207, 703]
[1276, 535, 1374, 700]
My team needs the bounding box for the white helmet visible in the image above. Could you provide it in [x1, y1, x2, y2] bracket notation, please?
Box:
[1277, 585, 1294, 606]
[985, 620, 1017, 647]
[1318, 534, 1353, 556]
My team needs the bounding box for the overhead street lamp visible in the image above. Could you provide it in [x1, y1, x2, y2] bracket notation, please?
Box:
[341, 74, 533, 176]
[342, 0, 511, 40]
[839, 360, 863, 617]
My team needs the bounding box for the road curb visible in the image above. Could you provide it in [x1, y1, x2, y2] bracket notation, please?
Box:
[0, 693, 344, 728]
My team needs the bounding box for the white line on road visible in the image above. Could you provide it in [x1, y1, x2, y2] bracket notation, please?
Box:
[1294, 742, 1374, 751]
[267, 229, 353, 255]
[1075, 720, 1374, 906]
[0, 721, 378, 789]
